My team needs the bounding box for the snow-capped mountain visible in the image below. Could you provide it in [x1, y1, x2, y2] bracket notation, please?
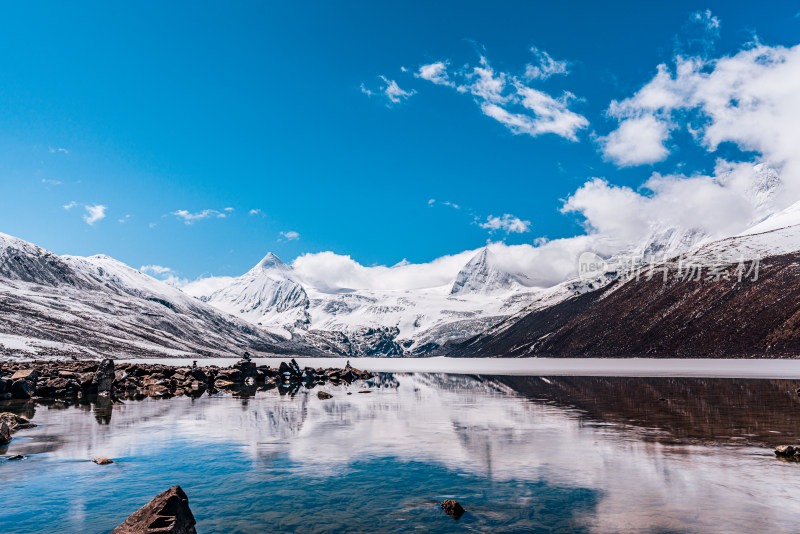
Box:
[450, 248, 521, 295]
[185, 247, 539, 356]
[0, 233, 316, 358]
[191, 252, 311, 338]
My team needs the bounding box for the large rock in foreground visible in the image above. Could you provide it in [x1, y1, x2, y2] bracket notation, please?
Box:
[111, 485, 197, 534]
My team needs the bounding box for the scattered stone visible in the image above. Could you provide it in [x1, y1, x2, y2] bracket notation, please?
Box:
[93, 457, 114, 465]
[441, 499, 465, 520]
[358, 390, 372, 394]
[7, 455, 26, 461]
[10, 369, 37, 381]
[317, 391, 333, 400]
[111, 485, 197, 534]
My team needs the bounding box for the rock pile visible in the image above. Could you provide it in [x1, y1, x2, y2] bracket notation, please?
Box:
[0, 357, 373, 400]
[0, 412, 35, 446]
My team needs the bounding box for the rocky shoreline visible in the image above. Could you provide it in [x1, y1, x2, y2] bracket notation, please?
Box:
[0, 355, 373, 401]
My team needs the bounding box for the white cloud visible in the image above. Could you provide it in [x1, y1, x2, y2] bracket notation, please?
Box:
[479, 214, 531, 234]
[415, 50, 588, 141]
[119, 214, 131, 223]
[63, 201, 77, 210]
[427, 198, 436, 206]
[600, 39, 800, 207]
[83, 204, 107, 226]
[249, 209, 262, 216]
[524, 46, 570, 80]
[600, 115, 671, 166]
[49, 147, 69, 154]
[140, 264, 173, 275]
[415, 61, 455, 87]
[171, 209, 228, 224]
[279, 230, 300, 241]
[224, 207, 234, 212]
[42, 178, 62, 185]
[362, 76, 416, 105]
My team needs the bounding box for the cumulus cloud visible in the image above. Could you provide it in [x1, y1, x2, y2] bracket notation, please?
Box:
[479, 214, 531, 234]
[361, 76, 415, 105]
[279, 230, 300, 241]
[416, 50, 588, 141]
[83, 204, 107, 226]
[171, 209, 228, 224]
[140, 264, 188, 288]
[600, 115, 671, 166]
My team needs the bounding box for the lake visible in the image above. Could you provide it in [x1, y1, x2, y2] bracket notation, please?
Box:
[2, 360, 800, 532]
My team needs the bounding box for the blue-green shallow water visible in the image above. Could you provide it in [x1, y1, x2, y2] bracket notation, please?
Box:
[3, 373, 800, 533]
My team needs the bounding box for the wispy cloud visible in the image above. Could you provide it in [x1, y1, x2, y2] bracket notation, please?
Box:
[279, 230, 300, 241]
[63, 201, 78, 210]
[524, 46, 570, 80]
[361, 76, 416, 105]
[49, 147, 69, 155]
[118, 214, 131, 223]
[41, 178, 62, 186]
[83, 204, 107, 226]
[479, 214, 531, 234]
[171, 209, 228, 224]
[249, 209, 263, 216]
[140, 264, 188, 287]
[415, 48, 588, 141]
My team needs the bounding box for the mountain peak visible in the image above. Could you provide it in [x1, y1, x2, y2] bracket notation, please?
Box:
[450, 248, 516, 295]
[253, 252, 289, 272]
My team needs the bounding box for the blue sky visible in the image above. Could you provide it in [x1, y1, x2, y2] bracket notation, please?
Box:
[1, 1, 799, 281]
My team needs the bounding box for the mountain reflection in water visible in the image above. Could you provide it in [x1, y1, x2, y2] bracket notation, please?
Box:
[2, 373, 800, 533]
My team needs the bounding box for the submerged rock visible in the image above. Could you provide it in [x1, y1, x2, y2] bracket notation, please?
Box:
[93, 457, 114, 465]
[0, 412, 36, 431]
[111, 485, 197, 534]
[441, 499, 465, 520]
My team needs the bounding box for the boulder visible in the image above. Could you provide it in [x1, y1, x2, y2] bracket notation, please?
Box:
[94, 359, 115, 395]
[93, 457, 114, 465]
[441, 499, 465, 520]
[0, 378, 7, 394]
[234, 360, 257, 380]
[10, 369, 37, 381]
[188, 368, 207, 383]
[775, 445, 799, 457]
[0, 422, 10, 445]
[10, 380, 34, 399]
[111, 485, 197, 534]
[317, 391, 333, 400]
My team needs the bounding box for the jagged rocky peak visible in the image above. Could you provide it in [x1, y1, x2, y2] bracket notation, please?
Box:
[450, 248, 517, 296]
[0, 232, 87, 288]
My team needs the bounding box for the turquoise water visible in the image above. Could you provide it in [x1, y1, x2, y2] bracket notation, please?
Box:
[2, 373, 800, 533]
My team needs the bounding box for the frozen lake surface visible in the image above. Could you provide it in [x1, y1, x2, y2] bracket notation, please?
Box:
[124, 356, 800, 379]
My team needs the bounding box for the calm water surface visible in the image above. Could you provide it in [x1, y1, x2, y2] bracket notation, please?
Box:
[2, 371, 800, 533]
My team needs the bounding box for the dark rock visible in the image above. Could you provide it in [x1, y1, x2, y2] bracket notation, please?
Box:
[7, 454, 26, 461]
[111, 485, 197, 534]
[188, 368, 207, 383]
[93, 457, 114, 465]
[317, 391, 333, 400]
[11, 379, 34, 399]
[441, 499, 465, 520]
[216, 369, 242, 382]
[234, 359, 257, 380]
[0, 422, 10, 445]
[94, 359, 115, 396]
[775, 445, 799, 457]
[0, 378, 6, 394]
[0, 412, 36, 431]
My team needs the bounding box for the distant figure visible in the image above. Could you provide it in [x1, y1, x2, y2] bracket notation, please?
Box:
[242, 351, 251, 362]
[192, 360, 198, 370]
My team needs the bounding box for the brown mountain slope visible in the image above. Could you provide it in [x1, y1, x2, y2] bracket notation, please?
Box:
[459, 253, 800, 358]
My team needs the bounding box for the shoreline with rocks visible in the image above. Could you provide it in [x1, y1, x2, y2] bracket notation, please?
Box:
[0, 355, 373, 401]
